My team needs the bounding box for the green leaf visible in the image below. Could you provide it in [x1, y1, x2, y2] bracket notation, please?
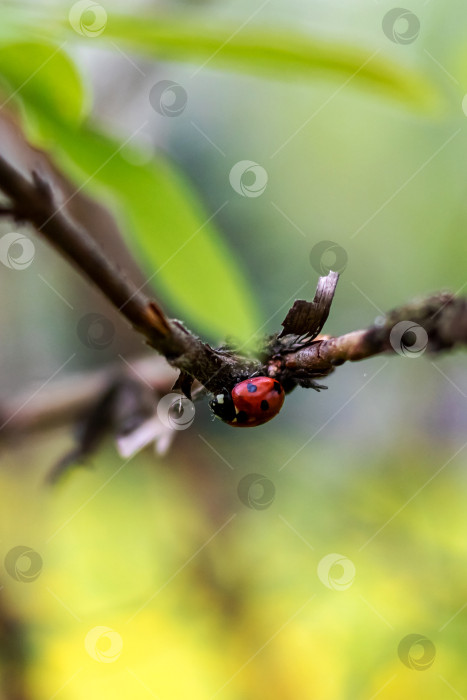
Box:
[0, 7, 47, 45]
[0, 39, 260, 343]
[73, 14, 437, 109]
[46, 122, 260, 344]
[0, 40, 86, 127]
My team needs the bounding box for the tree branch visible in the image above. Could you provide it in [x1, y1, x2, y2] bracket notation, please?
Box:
[0, 356, 177, 437]
[268, 292, 467, 380]
[1, 145, 467, 422]
[0, 154, 259, 392]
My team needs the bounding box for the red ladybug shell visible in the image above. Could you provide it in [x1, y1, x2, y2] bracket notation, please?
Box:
[229, 377, 284, 427]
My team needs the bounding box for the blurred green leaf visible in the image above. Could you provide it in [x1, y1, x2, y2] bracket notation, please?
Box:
[0, 39, 260, 342]
[90, 15, 438, 109]
[0, 41, 86, 126]
[47, 122, 261, 343]
[0, 6, 441, 109]
[0, 6, 47, 44]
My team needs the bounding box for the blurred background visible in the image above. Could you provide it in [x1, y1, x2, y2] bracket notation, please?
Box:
[0, 0, 467, 698]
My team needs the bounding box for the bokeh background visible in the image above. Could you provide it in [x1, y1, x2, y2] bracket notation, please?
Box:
[0, 0, 467, 698]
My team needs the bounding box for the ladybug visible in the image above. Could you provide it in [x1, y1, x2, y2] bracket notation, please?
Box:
[210, 377, 285, 427]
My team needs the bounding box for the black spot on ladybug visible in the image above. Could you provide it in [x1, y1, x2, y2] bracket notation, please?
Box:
[247, 383, 257, 393]
[236, 411, 249, 423]
[260, 400, 269, 411]
[273, 382, 282, 394]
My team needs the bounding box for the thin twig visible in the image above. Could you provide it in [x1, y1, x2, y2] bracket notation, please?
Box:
[0, 356, 176, 437]
[269, 292, 467, 378]
[0, 154, 258, 392]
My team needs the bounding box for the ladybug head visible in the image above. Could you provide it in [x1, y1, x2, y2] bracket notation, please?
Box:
[209, 390, 237, 423]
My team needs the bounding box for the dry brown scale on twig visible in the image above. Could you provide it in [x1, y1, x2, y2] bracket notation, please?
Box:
[0, 149, 466, 473]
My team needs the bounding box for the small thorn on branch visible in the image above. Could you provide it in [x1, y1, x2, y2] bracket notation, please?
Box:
[279, 270, 339, 339]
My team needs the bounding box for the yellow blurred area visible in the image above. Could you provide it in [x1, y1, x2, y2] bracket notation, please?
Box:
[0, 429, 466, 699]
